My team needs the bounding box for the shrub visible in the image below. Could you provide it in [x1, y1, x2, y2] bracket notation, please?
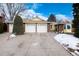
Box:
[13, 15, 24, 35]
[0, 22, 4, 33]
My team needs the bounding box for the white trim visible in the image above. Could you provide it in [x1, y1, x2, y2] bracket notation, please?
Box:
[9, 24, 13, 33]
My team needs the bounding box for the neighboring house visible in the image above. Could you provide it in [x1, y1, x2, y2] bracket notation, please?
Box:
[7, 17, 56, 33]
[55, 19, 72, 33]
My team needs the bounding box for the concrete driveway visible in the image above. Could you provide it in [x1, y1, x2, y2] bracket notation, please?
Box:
[0, 32, 71, 56]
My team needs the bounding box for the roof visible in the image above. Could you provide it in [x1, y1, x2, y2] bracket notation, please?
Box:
[57, 19, 72, 24]
[6, 17, 51, 24]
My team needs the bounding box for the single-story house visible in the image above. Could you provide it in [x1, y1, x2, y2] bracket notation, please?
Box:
[6, 17, 56, 33]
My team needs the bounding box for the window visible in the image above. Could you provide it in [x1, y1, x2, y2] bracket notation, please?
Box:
[67, 25, 71, 29]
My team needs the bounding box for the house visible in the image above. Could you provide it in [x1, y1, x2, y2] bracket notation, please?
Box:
[7, 17, 56, 33]
[55, 19, 72, 33]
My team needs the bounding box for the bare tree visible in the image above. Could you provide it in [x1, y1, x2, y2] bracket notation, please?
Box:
[0, 3, 26, 21]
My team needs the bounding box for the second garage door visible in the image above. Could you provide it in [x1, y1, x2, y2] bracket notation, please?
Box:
[37, 24, 47, 32]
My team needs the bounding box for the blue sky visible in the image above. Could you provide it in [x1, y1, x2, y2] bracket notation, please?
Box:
[24, 3, 73, 20]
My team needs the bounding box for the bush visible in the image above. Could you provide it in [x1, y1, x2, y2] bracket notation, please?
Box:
[0, 22, 4, 33]
[13, 15, 24, 35]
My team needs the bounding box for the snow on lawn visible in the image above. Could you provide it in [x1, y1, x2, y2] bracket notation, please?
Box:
[54, 34, 79, 50]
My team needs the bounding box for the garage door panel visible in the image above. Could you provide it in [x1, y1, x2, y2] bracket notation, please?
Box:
[25, 24, 36, 32]
[37, 24, 47, 32]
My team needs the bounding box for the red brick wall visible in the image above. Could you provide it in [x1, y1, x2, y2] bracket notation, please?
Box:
[47, 23, 51, 32]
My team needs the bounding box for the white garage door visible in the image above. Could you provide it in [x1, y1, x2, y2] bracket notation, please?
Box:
[25, 24, 36, 33]
[9, 24, 13, 33]
[37, 24, 47, 32]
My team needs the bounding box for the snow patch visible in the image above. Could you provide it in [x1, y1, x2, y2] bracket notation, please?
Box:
[54, 34, 79, 50]
[8, 34, 16, 40]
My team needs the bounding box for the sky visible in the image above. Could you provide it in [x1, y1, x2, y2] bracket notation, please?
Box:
[23, 3, 73, 21]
